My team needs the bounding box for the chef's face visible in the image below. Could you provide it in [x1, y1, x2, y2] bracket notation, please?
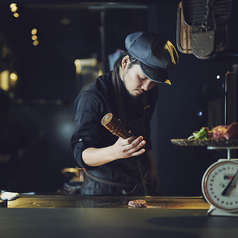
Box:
[120, 56, 157, 97]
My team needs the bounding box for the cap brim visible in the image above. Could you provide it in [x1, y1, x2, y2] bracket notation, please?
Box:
[139, 61, 171, 85]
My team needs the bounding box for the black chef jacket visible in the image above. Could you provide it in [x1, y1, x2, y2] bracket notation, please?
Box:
[71, 70, 158, 195]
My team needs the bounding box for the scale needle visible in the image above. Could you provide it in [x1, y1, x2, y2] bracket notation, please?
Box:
[221, 169, 238, 196]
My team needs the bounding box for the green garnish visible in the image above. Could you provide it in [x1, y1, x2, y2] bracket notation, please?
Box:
[188, 127, 212, 140]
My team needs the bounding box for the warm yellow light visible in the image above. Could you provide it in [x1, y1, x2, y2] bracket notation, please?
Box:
[74, 58, 98, 75]
[75, 58, 97, 66]
[10, 3, 17, 9]
[74, 59, 81, 74]
[32, 35, 37, 41]
[0, 70, 10, 91]
[31, 28, 37, 35]
[13, 12, 19, 18]
[10, 72, 18, 88]
[10, 6, 18, 12]
[10, 72, 18, 81]
[98, 68, 102, 77]
[10, 3, 18, 12]
[33, 40, 39, 46]
[74, 59, 81, 66]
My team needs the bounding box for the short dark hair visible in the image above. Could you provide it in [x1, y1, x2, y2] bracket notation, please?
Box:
[113, 51, 139, 71]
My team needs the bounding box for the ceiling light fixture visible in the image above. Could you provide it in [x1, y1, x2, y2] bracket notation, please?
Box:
[10, 3, 17, 12]
[31, 28, 37, 35]
[10, 3, 19, 18]
[31, 28, 39, 46]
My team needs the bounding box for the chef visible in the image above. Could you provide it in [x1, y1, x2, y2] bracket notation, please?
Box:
[71, 31, 179, 196]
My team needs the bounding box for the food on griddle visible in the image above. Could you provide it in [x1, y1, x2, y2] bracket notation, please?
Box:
[128, 200, 147, 208]
[188, 122, 238, 140]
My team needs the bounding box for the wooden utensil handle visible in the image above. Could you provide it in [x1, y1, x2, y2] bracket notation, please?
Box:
[101, 113, 130, 139]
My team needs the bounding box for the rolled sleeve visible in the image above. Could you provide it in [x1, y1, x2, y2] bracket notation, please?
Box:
[71, 90, 106, 168]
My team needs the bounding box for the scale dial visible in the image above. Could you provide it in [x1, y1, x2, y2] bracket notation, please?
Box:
[202, 159, 238, 212]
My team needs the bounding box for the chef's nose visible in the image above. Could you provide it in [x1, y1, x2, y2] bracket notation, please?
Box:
[141, 81, 150, 91]
[142, 80, 154, 91]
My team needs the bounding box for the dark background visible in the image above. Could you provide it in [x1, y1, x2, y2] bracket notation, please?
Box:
[0, 0, 237, 195]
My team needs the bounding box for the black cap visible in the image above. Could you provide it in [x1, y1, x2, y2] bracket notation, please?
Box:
[125, 31, 179, 85]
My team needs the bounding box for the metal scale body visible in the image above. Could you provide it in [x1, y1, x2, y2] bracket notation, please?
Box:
[202, 146, 238, 216]
[202, 71, 238, 216]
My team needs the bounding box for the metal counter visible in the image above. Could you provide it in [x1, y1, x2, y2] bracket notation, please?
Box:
[7, 195, 209, 209]
[1, 196, 238, 238]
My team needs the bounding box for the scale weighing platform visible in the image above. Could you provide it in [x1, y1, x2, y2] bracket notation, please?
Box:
[171, 138, 238, 217]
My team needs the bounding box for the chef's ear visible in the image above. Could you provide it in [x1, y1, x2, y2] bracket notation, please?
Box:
[121, 55, 130, 69]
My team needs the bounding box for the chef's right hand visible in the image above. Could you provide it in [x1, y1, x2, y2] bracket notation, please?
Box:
[112, 133, 146, 160]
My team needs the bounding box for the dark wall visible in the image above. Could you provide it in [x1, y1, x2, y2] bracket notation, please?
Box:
[0, 3, 102, 192]
[0, 1, 238, 195]
[148, 1, 238, 195]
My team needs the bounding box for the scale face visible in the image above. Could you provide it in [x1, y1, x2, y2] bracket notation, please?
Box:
[202, 159, 238, 212]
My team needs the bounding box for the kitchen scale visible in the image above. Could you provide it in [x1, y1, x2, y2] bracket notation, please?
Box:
[171, 139, 238, 217]
[202, 145, 238, 217]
